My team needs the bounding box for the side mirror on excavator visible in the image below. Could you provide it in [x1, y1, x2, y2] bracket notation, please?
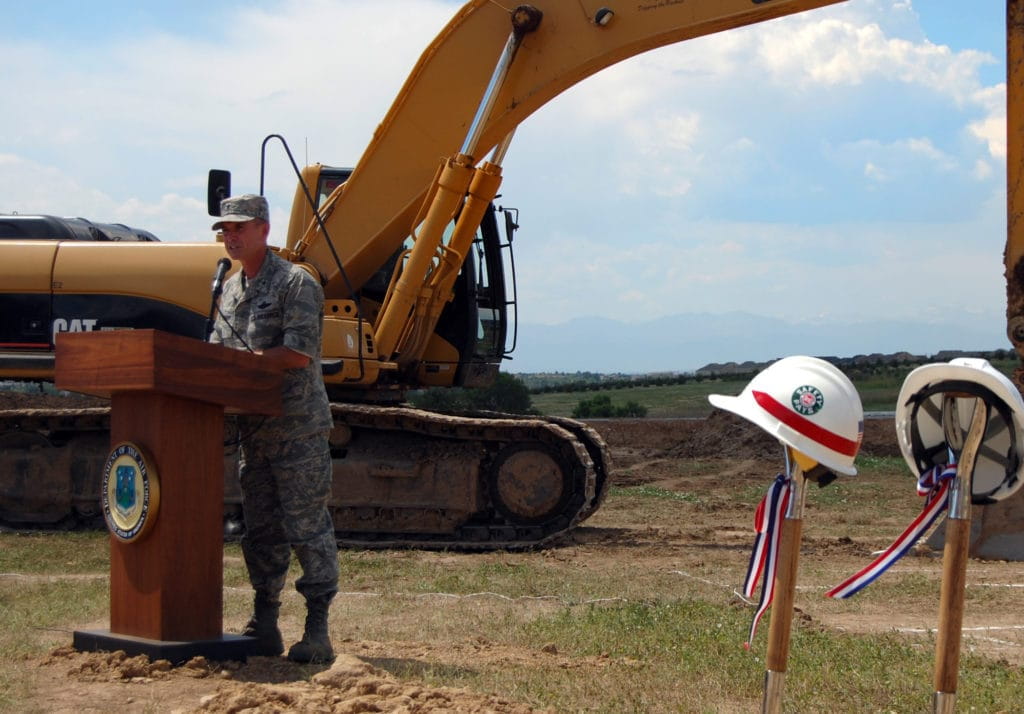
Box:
[502, 207, 519, 242]
[207, 170, 232, 216]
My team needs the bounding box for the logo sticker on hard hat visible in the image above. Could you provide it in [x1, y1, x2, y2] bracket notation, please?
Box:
[791, 385, 824, 416]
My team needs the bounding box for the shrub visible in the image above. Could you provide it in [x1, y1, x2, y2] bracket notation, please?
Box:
[572, 395, 648, 418]
[409, 372, 537, 414]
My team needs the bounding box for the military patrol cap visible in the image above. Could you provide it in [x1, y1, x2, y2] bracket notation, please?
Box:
[212, 194, 269, 229]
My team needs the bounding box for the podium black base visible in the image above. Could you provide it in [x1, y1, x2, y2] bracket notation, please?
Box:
[73, 629, 256, 665]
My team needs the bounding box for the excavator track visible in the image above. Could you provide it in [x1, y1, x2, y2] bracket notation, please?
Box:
[326, 404, 609, 550]
[537, 414, 613, 520]
[0, 405, 111, 529]
[0, 401, 610, 550]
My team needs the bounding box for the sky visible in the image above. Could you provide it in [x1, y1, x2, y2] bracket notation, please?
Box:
[0, 0, 1011, 360]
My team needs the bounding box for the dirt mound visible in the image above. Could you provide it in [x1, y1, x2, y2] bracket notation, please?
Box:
[590, 411, 899, 462]
[42, 647, 552, 713]
[668, 411, 780, 460]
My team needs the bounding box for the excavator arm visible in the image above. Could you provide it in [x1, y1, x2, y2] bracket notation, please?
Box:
[291, 0, 848, 300]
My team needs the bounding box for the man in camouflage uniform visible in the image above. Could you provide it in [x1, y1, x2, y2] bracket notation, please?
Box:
[209, 194, 338, 663]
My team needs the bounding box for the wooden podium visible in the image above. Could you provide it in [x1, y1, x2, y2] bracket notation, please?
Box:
[55, 329, 281, 664]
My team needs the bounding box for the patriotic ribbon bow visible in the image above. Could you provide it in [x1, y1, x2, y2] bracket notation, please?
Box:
[741, 473, 791, 649]
[825, 462, 957, 599]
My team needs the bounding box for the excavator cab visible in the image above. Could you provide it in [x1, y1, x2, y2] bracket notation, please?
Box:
[206, 164, 518, 394]
[421, 199, 518, 389]
[294, 164, 518, 390]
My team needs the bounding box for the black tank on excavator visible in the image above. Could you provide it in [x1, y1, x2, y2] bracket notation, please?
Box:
[0, 215, 159, 242]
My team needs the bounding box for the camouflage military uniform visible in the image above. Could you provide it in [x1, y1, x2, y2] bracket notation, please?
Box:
[210, 249, 338, 601]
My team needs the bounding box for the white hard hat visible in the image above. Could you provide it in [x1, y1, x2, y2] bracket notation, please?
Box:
[708, 356, 864, 475]
[895, 357, 1024, 503]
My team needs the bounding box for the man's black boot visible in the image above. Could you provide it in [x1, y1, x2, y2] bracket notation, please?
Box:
[242, 592, 284, 656]
[287, 595, 334, 663]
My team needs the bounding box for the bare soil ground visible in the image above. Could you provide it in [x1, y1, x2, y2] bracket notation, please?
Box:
[6, 408, 1024, 712]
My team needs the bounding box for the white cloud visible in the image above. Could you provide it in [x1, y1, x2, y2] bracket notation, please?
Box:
[970, 111, 1007, 160]
[864, 162, 889, 182]
[0, 0, 456, 240]
[515, 209, 1006, 329]
[0, 154, 116, 217]
[0, 153, 213, 241]
[755, 15, 995, 102]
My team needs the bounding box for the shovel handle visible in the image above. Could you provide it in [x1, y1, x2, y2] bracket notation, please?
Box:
[933, 516, 971, 694]
[760, 462, 808, 714]
[932, 395, 988, 707]
[766, 516, 803, 673]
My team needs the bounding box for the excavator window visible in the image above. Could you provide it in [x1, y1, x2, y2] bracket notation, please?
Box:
[314, 167, 353, 210]
[469, 205, 514, 361]
[317, 177, 347, 208]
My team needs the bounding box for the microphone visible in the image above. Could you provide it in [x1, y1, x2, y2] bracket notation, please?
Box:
[204, 258, 232, 341]
[211, 257, 231, 296]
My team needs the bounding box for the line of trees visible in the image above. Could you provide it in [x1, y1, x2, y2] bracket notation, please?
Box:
[527, 372, 697, 395]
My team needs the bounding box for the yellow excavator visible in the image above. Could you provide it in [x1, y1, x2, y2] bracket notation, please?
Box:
[7, 0, 1016, 550]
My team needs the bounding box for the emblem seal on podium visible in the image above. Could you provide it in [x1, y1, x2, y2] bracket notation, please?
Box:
[101, 441, 161, 542]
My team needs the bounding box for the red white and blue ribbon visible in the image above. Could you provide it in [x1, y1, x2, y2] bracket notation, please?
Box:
[825, 462, 957, 599]
[742, 473, 791, 648]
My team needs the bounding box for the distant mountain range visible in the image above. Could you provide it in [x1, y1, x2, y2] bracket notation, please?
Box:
[504, 311, 1009, 374]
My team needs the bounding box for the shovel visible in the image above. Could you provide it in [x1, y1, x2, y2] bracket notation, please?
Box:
[932, 393, 989, 714]
[761, 452, 810, 714]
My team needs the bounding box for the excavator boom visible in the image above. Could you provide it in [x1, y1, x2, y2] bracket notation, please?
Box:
[296, 0, 847, 298]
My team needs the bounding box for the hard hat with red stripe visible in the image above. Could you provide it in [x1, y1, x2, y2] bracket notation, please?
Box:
[708, 356, 864, 475]
[895, 357, 1024, 503]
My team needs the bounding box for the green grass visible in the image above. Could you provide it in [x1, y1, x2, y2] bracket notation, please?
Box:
[0, 555, 109, 709]
[0, 532, 109, 574]
[498, 599, 1024, 713]
[855, 454, 908, 471]
[611, 485, 702, 503]
[1, 579, 108, 656]
[531, 378, 751, 418]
